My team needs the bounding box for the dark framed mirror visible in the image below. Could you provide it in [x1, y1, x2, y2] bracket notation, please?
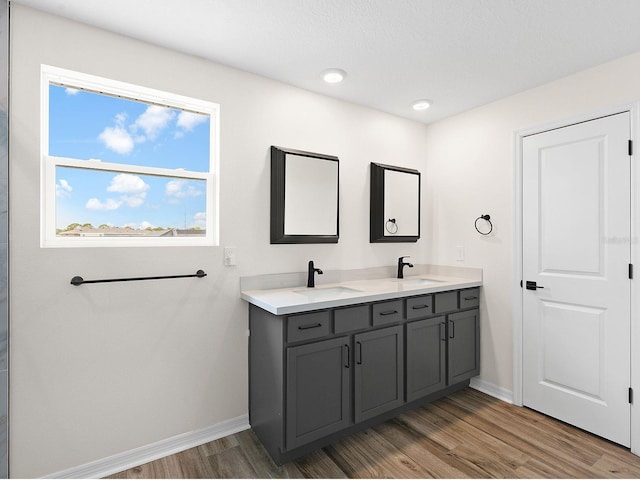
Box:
[271, 146, 339, 244]
[370, 162, 420, 243]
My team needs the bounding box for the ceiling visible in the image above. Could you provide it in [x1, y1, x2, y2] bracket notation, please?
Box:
[12, 0, 640, 124]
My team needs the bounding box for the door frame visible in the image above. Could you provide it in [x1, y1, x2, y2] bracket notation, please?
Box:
[512, 101, 640, 454]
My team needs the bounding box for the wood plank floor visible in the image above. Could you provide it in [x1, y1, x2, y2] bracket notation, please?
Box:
[108, 388, 640, 478]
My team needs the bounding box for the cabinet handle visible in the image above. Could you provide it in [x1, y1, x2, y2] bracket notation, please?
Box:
[344, 344, 350, 368]
[412, 304, 430, 310]
[464, 296, 477, 301]
[449, 320, 455, 339]
[440, 322, 446, 341]
[379, 310, 398, 316]
[356, 341, 362, 364]
[298, 323, 322, 330]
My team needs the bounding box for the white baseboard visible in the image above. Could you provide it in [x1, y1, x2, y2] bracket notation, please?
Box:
[470, 377, 514, 404]
[42, 381, 509, 478]
[44, 415, 250, 479]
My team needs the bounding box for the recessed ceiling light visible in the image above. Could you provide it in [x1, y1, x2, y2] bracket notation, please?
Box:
[412, 99, 431, 111]
[322, 68, 346, 84]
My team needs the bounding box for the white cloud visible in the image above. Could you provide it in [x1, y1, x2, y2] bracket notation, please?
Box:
[131, 105, 175, 141]
[121, 194, 146, 208]
[98, 105, 203, 155]
[124, 221, 155, 229]
[176, 111, 207, 131]
[165, 179, 184, 197]
[98, 124, 134, 154]
[65, 87, 80, 95]
[85, 174, 150, 211]
[192, 211, 206, 228]
[86, 198, 121, 211]
[107, 173, 150, 195]
[165, 179, 204, 203]
[56, 179, 72, 198]
[106, 173, 149, 208]
[121, 221, 156, 230]
[98, 113, 135, 154]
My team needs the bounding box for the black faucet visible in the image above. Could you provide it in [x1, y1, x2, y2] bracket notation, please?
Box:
[307, 260, 323, 287]
[397, 256, 414, 279]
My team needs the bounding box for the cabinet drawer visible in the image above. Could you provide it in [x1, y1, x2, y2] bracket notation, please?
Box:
[372, 299, 403, 326]
[460, 288, 480, 309]
[335, 305, 370, 334]
[434, 291, 458, 313]
[287, 311, 331, 343]
[406, 295, 433, 320]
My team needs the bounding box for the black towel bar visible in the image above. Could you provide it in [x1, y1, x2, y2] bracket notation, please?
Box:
[70, 270, 207, 286]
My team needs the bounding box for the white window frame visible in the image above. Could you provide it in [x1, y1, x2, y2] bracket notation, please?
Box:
[40, 64, 220, 247]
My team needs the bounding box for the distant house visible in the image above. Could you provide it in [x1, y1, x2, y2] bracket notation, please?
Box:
[57, 226, 206, 237]
[172, 229, 207, 237]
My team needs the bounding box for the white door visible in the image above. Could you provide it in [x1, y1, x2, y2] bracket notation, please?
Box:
[522, 112, 631, 447]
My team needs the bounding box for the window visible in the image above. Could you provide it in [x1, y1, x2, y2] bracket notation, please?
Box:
[41, 65, 219, 247]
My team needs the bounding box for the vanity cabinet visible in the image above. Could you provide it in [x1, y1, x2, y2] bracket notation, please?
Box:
[354, 325, 404, 422]
[285, 336, 350, 450]
[248, 286, 480, 465]
[405, 288, 480, 401]
[447, 309, 480, 384]
[285, 324, 404, 449]
[406, 316, 446, 401]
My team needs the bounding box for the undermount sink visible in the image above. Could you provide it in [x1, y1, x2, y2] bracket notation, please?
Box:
[396, 278, 443, 286]
[293, 286, 361, 297]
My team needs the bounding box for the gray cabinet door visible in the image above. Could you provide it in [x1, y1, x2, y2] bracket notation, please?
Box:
[406, 316, 446, 401]
[447, 309, 480, 384]
[286, 336, 351, 450]
[354, 325, 404, 423]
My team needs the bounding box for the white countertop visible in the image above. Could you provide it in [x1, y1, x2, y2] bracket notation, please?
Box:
[241, 273, 482, 315]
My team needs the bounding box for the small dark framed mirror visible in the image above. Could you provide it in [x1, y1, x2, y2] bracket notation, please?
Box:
[370, 162, 420, 243]
[271, 146, 339, 244]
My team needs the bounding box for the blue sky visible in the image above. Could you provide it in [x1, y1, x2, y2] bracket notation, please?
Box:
[49, 84, 210, 231]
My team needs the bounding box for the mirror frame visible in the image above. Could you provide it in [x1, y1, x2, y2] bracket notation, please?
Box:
[270, 146, 340, 244]
[370, 162, 421, 243]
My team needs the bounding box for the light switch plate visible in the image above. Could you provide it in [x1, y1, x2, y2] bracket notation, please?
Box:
[223, 247, 237, 266]
[456, 245, 464, 262]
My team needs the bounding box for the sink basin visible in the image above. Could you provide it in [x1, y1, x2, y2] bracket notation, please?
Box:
[396, 278, 442, 286]
[293, 286, 361, 298]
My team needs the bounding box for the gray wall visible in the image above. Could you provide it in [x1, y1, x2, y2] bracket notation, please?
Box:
[9, 5, 430, 477]
[424, 51, 640, 396]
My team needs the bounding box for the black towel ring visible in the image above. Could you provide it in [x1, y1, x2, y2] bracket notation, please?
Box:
[475, 214, 493, 235]
[385, 218, 398, 234]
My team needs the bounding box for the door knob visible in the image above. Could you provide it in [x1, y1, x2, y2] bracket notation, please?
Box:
[526, 281, 545, 290]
